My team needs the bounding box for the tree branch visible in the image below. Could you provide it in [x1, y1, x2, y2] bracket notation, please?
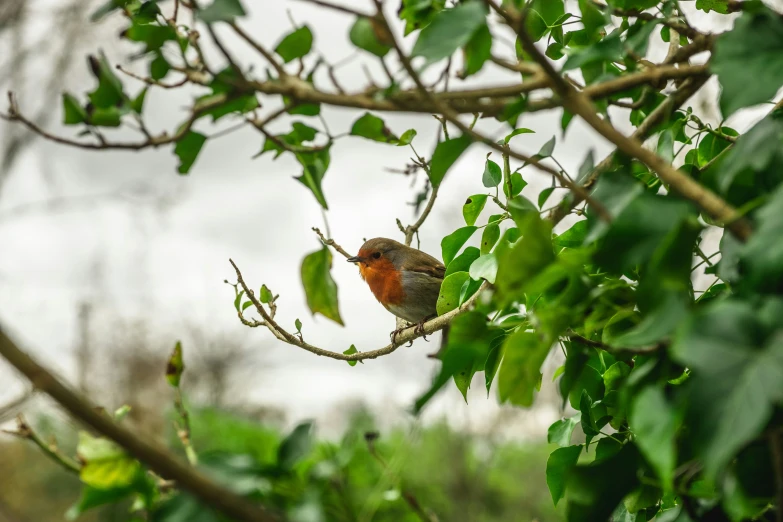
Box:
[513, 9, 752, 241]
[312, 227, 351, 258]
[230, 259, 488, 361]
[3, 414, 81, 473]
[0, 326, 279, 522]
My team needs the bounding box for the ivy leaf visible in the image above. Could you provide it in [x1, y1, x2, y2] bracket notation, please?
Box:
[174, 131, 207, 175]
[397, 129, 417, 146]
[295, 147, 331, 209]
[482, 158, 502, 188]
[301, 247, 343, 325]
[553, 220, 587, 249]
[712, 9, 783, 116]
[437, 272, 470, 315]
[349, 17, 391, 57]
[671, 298, 783, 479]
[166, 341, 184, 387]
[480, 223, 500, 254]
[496, 213, 554, 303]
[87, 53, 125, 109]
[411, 2, 487, 65]
[462, 194, 487, 226]
[441, 226, 477, 265]
[504, 128, 535, 144]
[462, 23, 491, 77]
[343, 345, 359, 367]
[548, 414, 582, 447]
[77, 432, 142, 490]
[62, 93, 87, 125]
[350, 112, 398, 143]
[484, 334, 505, 393]
[67, 486, 134, 520]
[497, 330, 551, 407]
[538, 187, 555, 209]
[546, 445, 582, 506]
[429, 135, 473, 187]
[445, 246, 480, 277]
[197, 0, 246, 22]
[715, 114, 783, 194]
[536, 136, 556, 158]
[275, 26, 313, 63]
[277, 422, 313, 470]
[630, 387, 679, 492]
[469, 254, 498, 284]
[696, 0, 732, 13]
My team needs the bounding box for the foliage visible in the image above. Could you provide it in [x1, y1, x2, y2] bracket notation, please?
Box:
[4, 0, 783, 520]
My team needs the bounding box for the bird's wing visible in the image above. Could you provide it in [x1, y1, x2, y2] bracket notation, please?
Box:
[400, 250, 446, 280]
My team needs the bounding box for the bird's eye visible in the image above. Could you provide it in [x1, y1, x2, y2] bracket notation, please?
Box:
[372, 252, 381, 259]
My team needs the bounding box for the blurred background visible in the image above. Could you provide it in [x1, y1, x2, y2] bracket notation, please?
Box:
[0, 0, 778, 520]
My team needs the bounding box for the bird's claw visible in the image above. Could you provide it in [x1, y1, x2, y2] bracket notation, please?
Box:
[414, 320, 428, 342]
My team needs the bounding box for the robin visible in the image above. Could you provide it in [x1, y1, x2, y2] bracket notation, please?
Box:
[347, 237, 446, 346]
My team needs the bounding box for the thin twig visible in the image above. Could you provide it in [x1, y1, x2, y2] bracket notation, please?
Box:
[312, 227, 351, 258]
[3, 414, 81, 473]
[230, 259, 488, 361]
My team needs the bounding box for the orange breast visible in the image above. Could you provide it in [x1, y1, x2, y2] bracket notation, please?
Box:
[359, 259, 405, 306]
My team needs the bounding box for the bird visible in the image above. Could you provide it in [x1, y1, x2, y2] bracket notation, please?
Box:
[347, 237, 446, 346]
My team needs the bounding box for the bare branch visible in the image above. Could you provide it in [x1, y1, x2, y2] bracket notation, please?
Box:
[0, 327, 279, 522]
[3, 414, 81, 473]
[312, 227, 351, 258]
[230, 259, 488, 361]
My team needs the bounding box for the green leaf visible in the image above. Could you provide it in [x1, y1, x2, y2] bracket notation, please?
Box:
[480, 223, 500, 254]
[482, 158, 502, 188]
[343, 345, 359, 366]
[566, 444, 641, 521]
[197, 0, 246, 22]
[462, 194, 488, 226]
[437, 272, 470, 315]
[696, 0, 732, 13]
[715, 113, 783, 194]
[301, 246, 343, 325]
[496, 213, 554, 303]
[563, 32, 623, 71]
[498, 330, 551, 407]
[350, 112, 398, 143]
[445, 246, 480, 277]
[671, 298, 783, 479]
[295, 147, 331, 209]
[630, 387, 679, 492]
[538, 187, 555, 209]
[295, 318, 303, 332]
[413, 312, 499, 412]
[553, 220, 587, 249]
[259, 284, 273, 303]
[150, 54, 170, 80]
[498, 96, 528, 127]
[429, 135, 473, 187]
[712, 9, 783, 116]
[130, 88, 147, 114]
[166, 341, 184, 387]
[546, 445, 582, 506]
[657, 128, 674, 163]
[63, 93, 87, 125]
[87, 53, 125, 109]
[738, 184, 783, 291]
[77, 432, 142, 489]
[504, 127, 535, 144]
[506, 172, 527, 198]
[397, 129, 417, 146]
[536, 136, 556, 158]
[411, 2, 487, 65]
[462, 23, 491, 77]
[277, 422, 313, 469]
[174, 131, 207, 174]
[697, 129, 736, 168]
[547, 413, 582, 447]
[441, 226, 477, 265]
[349, 17, 391, 57]
[484, 335, 505, 393]
[469, 254, 498, 284]
[275, 26, 313, 63]
[67, 485, 134, 520]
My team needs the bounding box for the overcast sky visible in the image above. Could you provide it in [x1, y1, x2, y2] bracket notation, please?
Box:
[1, 0, 780, 438]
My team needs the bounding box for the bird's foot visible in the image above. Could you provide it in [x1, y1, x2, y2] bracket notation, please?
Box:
[390, 326, 410, 346]
[414, 320, 428, 341]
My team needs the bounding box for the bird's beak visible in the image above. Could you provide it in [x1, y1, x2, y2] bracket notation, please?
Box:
[346, 256, 364, 264]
